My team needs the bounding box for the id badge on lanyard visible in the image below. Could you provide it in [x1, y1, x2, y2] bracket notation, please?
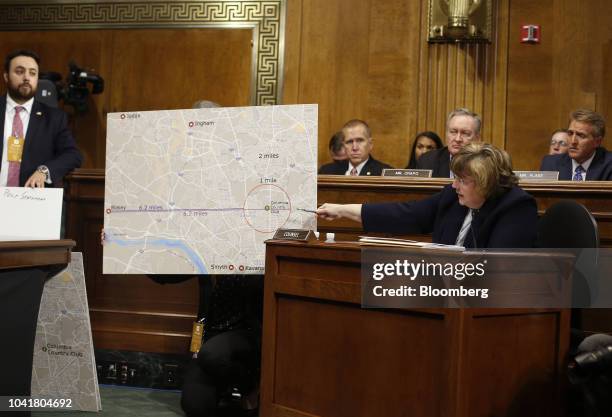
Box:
[7, 135, 24, 162]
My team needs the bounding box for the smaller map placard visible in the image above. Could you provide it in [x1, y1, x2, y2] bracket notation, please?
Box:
[31, 253, 101, 411]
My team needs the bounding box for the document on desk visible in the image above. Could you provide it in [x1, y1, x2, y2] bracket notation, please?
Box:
[0, 187, 63, 241]
[359, 236, 465, 251]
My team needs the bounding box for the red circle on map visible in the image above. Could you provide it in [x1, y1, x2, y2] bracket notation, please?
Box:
[242, 183, 292, 233]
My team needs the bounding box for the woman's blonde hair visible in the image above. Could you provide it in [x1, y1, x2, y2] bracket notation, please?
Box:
[450, 143, 517, 199]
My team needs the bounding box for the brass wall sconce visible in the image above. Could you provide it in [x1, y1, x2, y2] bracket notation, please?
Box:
[428, 0, 492, 43]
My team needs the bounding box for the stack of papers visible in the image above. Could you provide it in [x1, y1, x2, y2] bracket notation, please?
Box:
[358, 236, 465, 252]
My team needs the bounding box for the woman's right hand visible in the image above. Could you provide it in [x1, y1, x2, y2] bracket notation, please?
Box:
[316, 203, 343, 220]
[316, 203, 363, 223]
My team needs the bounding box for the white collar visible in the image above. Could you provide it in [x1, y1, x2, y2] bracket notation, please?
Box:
[348, 158, 369, 175]
[572, 150, 597, 174]
[6, 94, 34, 114]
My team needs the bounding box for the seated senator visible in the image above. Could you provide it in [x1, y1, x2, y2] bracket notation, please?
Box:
[415, 108, 481, 178]
[317, 143, 538, 249]
[540, 109, 612, 180]
[319, 119, 392, 176]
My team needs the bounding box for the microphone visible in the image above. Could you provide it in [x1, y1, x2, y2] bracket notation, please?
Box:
[568, 334, 612, 383]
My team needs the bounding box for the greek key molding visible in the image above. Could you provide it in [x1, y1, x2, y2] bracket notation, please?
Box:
[0, 0, 286, 105]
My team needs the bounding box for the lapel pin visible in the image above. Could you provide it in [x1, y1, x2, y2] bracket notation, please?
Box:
[36, 112, 42, 116]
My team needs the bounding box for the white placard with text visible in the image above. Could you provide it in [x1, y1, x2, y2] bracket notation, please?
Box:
[0, 187, 63, 240]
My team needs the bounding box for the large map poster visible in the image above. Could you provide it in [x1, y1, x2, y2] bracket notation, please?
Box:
[103, 104, 318, 274]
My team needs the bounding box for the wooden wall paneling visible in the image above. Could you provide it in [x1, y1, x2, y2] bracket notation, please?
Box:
[108, 28, 252, 113]
[298, 0, 421, 170]
[365, 0, 421, 169]
[603, 40, 612, 120]
[297, 0, 341, 161]
[552, 0, 597, 121]
[506, 0, 556, 170]
[419, 39, 495, 147]
[416, 0, 431, 133]
[429, 43, 449, 136]
[583, 1, 612, 117]
[281, 0, 303, 105]
[560, 0, 590, 114]
[511, 0, 612, 170]
[299, 0, 369, 166]
[465, 44, 481, 116]
[482, 0, 510, 150]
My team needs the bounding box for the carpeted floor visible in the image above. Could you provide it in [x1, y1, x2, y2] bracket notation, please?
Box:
[32, 385, 183, 417]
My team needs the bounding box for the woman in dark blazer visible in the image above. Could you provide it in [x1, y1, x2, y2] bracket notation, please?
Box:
[317, 143, 538, 249]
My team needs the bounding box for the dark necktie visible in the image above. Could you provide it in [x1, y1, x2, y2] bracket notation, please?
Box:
[573, 165, 585, 181]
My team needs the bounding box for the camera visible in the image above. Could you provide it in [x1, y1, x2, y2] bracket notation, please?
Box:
[38, 61, 104, 114]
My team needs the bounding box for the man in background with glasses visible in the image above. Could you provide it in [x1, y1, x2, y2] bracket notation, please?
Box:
[549, 129, 570, 155]
[417, 108, 481, 178]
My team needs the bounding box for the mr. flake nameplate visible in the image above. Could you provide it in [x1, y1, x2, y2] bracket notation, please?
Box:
[515, 171, 559, 181]
[7, 136, 24, 162]
[273, 229, 312, 241]
[382, 169, 432, 178]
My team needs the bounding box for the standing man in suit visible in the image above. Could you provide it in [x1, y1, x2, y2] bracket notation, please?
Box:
[416, 108, 481, 178]
[321, 119, 392, 176]
[540, 109, 612, 181]
[0, 50, 82, 410]
[1, 49, 82, 188]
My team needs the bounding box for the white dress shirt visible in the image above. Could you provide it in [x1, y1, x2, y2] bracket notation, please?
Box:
[571, 151, 596, 181]
[345, 158, 369, 176]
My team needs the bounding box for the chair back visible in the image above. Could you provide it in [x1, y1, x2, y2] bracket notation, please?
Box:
[537, 200, 599, 249]
[537, 200, 599, 310]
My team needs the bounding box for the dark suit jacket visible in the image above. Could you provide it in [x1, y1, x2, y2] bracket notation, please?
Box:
[362, 184, 538, 248]
[415, 147, 451, 178]
[318, 160, 347, 174]
[539, 147, 612, 180]
[318, 156, 392, 176]
[0, 97, 82, 186]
